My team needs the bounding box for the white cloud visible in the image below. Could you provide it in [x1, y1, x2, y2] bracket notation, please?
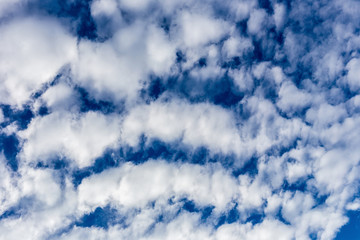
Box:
[57, 227, 107, 240]
[228, 67, 254, 92]
[146, 212, 213, 240]
[0, 108, 4, 123]
[246, 219, 294, 240]
[306, 103, 347, 127]
[73, 32, 145, 103]
[0, 17, 77, 107]
[78, 160, 238, 212]
[252, 61, 270, 80]
[0, 155, 21, 215]
[281, 191, 315, 224]
[346, 199, 360, 210]
[222, 36, 254, 59]
[237, 174, 271, 211]
[39, 82, 79, 112]
[271, 66, 285, 85]
[90, 0, 123, 38]
[315, 149, 351, 192]
[346, 94, 360, 114]
[240, 96, 309, 156]
[215, 219, 295, 240]
[228, 0, 256, 21]
[247, 9, 268, 37]
[188, 45, 225, 81]
[345, 58, 360, 91]
[121, 99, 244, 156]
[277, 81, 312, 114]
[286, 160, 310, 184]
[73, 22, 177, 104]
[91, 0, 119, 17]
[273, 3, 286, 32]
[18, 111, 122, 168]
[179, 11, 231, 48]
[146, 25, 176, 75]
[315, 51, 344, 83]
[20, 168, 62, 207]
[0, 174, 76, 240]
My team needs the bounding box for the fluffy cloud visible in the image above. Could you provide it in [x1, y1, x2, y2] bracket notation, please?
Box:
[78, 160, 238, 212]
[0, 155, 20, 215]
[345, 58, 360, 91]
[179, 11, 231, 48]
[247, 9, 268, 37]
[0, 17, 77, 106]
[18, 111, 122, 168]
[121, 99, 244, 156]
[73, 22, 176, 104]
[277, 81, 312, 114]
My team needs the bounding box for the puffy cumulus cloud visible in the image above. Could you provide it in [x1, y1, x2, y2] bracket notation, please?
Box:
[228, 66, 254, 92]
[178, 11, 231, 48]
[222, 36, 254, 60]
[215, 219, 294, 240]
[35, 82, 80, 113]
[247, 8, 269, 38]
[121, 99, 244, 157]
[60, 217, 292, 240]
[91, 0, 119, 17]
[59, 215, 296, 240]
[277, 81, 312, 114]
[309, 116, 360, 198]
[0, 155, 21, 215]
[121, 96, 309, 164]
[0, 174, 77, 240]
[146, 25, 177, 75]
[239, 96, 309, 156]
[273, 3, 287, 32]
[345, 58, 360, 91]
[0, 17, 77, 107]
[314, 50, 344, 84]
[346, 199, 360, 211]
[225, 0, 257, 22]
[18, 111, 122, 168]
[90, 0, 123, 37]
[0, 108, 4, 123]
[73, 28, 146, 103]
[306, 103, 347, 127]
[78, 160, 238, 212]
[73, 22, 176, 104]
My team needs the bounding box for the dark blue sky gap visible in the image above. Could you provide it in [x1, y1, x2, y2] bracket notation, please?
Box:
[28, 0, 98, 40]
[0, 134, 19, 171]
[75, 206, 125, 229]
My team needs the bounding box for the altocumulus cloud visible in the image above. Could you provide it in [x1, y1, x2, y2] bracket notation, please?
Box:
[0, 0, 360, 239]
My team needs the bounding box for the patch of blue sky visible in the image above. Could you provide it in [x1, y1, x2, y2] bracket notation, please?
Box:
[1, 105, 34, 130]
[335, 211, 360, 240]
[75, 206, 125, 229]
[0, 134, 20, 171]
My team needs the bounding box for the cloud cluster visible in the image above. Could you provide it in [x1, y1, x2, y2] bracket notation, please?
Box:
[0, 0, 360, 239]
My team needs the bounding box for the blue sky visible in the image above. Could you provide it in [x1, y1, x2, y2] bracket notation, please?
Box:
[0, 0, 360, 239]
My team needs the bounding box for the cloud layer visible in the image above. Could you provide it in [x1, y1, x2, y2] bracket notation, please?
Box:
[0, 0, 360, 239]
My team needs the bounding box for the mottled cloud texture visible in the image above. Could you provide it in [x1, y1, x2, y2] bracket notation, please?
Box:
[0, 0, 360, 239]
